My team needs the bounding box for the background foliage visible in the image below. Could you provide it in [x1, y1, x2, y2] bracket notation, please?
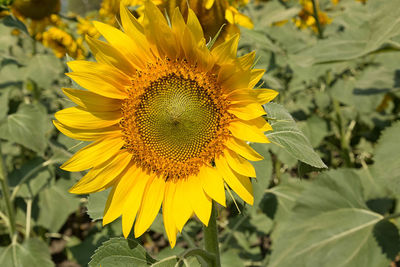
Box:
[0, 0, 399, 266]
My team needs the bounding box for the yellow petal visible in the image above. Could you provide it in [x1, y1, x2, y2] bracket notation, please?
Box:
[211, 34, 239, 65]
[198, 166, 226, 207]
[163, 179, 178, 247]
[119, 4, 154, 63]
[103, 164, 140, 225]
[229, 102, 267, 120]
[53, 121, 120, 141]
[185, 176, 212, 226]
[66, 72, 127, 99]
[119, 2, 144, 34]
[224, 149, 256, 177]
[249, 69, 265, 88]
[67, 60, 130, 83]
[205, 0, 215, 9]
[229, 119, 270, 143]
[93, 21, 147, 70]
[181, 27, 197, 64]
[249, 117, 273, 132]
[174, 179, 193, 232]
[69, 150, 132, 194]
[251, 89, 279, 104]
[225, 137, 264, 161]
[238, 51, 255, 70]
[228, 7, 254, 29]
[219, 66, 251, 92]
[121, 168, 151, 237]
[62, 88, 122, 111]
[61, 135, 124, 172]
[134, 174, 166, 237]
[85, 35, 135, 76]
[215, 156, 254, 205]
[187, 9, 204, 45]
[55, 107, 121, 129]
[143, 1, 177, 58]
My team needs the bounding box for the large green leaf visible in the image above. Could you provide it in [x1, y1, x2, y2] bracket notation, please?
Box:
[289, 0, 400, 66]
[25, 54, 64, 88]
[0, 238, 54, 267]
[269, 169, 396, 267]
[36, 179, 80, 232]
[87, 189, 110, 221]
[89, 238, 156, 267]
[0, 103, 48, 154]
[264, 103, 327, 168]
[250, 143, 273, 207]
[0, 87, 10, 121]
[371, 121, 400, 195]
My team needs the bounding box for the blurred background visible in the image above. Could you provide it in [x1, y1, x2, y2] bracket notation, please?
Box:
[0, 0, 399, 266]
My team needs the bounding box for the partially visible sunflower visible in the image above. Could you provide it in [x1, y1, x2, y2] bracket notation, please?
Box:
[55, 1, 277, 247]
[11, 0, 60, 36]
[294, 0, 331, 32]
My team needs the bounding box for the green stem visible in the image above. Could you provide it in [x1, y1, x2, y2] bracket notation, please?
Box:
[203, 202, 221, 267]
[25, 198, 32, 239]
[333, 99, 352, 167]
[180, 248, 215, 266]
[311, 0, 323, 38]
[384, 213, 400, 220]
[0, 143, 17, 239]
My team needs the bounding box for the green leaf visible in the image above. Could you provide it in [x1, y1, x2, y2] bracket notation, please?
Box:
[0, 87, 10, 121]
[25, 54, 63, 89]
[1, 15, 29, 35]
[0, 238, 54, 267]
[150, 256, 179, 267]
[87, 189, 110, 221]
[269, 169, 395, 267]
[0, 103, 48, 154]
[36, 179, 80, 232]
[266, 178, 307, 233]
[264, 103, 327, 168]
[9, 158, 52, 198]
[371, 121, 400, 195]
[289, 0, 400, 66]
[89, 237, 156, 267]
[250, 143, 273, 207]
[298, 115, 329, 148]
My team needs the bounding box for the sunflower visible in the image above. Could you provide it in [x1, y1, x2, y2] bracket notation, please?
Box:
[55, 1, 278, 247]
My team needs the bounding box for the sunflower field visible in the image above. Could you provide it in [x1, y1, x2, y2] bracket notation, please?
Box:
[0, 0, 399, 266]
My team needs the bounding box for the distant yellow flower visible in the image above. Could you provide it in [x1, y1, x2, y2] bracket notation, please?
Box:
[294, 0, 331, 32]
[55, 2, 277, 247]
[41, 27, 85, 59]
[77, 16, 101, 39]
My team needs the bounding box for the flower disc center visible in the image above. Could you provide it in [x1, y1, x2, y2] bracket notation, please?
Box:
[135, 74, 220, 162]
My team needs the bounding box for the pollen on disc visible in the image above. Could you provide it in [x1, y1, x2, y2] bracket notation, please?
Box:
[120, 59, 231, 179]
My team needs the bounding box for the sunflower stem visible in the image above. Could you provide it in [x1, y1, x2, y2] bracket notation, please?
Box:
[203, 202, 221, 267]
[0, 142, 17, 240]
[311, 0, 323, 39]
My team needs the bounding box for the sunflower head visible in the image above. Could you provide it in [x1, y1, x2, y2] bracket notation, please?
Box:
[55, 1, 277, 247]
[12, 0, 60, 20]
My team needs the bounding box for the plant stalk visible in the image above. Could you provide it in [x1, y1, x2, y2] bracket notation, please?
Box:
[311, 0, 323, 38]
[0, 143, 17, 239]
[203, 202, 221, 267]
